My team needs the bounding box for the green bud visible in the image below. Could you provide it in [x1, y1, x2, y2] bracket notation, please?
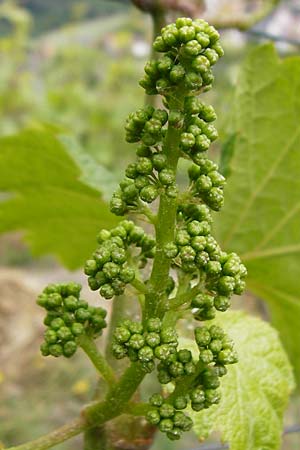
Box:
[169, 64, 185, 83]
[159, 418, 174, 432]
[119, 266, 135, 283]
[102, 262, 120, 280]
[159, 168, 175, 185]
[100, 284, 115, 299]
[146, 318, 162, 333]
[49, 344, 63, 357]
[209, 325, 225, 340]
[146, 409, 161, 425]
[160, 403, 175, 418]
[214, 295, 230, 311]
[145, 332, 160, 348]
[195, 134, 210, 152]
[169, 361, 184, 377]
[44, 329, 57, 344]
[175, 229, 190, 246]
[157, 56, 173, 73]
[152, 153, 167, 171]
[56, 326, 73, 342]
[167, 428, 182, 440]
[180, 245, 196, 263]
[50, 318, 65, 330]
[196, 32, 210, 48]
[195, 327, 211, 346]
[128, 334, 145, 350]
[71, 322, 85, 336]
[47, 293, 62, 309]
[139, 185, 158, 203]
[192, 55, 210, 73]
[191, 387, 205, 404]
[40, 342, 50, 356]
[138, 346, 154, 362]
[160, 327, 177, 344]
[178, 25, 195, 43]
[112, 342, 127, 359]
[114, 326, 131, 343]
[180, 132, 195, 150]
[63, 341, 77, 358]
[205, 389, 221, 405]
[173, 395, 189, 410]
[155, 344, 175, 360]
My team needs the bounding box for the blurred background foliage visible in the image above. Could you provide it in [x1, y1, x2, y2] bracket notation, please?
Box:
[1, 0, 300, 449]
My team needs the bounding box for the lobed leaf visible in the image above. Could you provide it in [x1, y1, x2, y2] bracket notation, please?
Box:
[215, 44, 300, 384]
[0, 129, 118, 269]
[192, 312, 295, 450]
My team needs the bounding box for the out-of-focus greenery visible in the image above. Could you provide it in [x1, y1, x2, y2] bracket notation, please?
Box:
[1, 0, 130, 35]
[0, 1, 148, 176]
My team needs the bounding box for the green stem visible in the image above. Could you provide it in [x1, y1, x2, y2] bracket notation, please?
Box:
[130, 277, 147, 294]
[78, 335, 116, 386]
[84, 363, 146, 424]
[6, 418, 86, 450]
[144, 96, 185, 321]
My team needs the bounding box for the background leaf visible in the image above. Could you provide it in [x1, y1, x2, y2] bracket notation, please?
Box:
[0, 129, 118, 269]
[191, 312, 295, 450]
[215, 44, 300, 384]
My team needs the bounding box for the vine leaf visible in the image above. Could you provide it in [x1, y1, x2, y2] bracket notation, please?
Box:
[215, 43, 300, 384]
[0, 129, 118, 269]
[191, 312, 295, 450]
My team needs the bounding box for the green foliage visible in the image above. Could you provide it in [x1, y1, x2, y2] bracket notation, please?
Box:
[215, 44, 300, 384]
[20, 0, 130, 35]
[1, 15, 297, 450]
[191, 312, 295, 450]
[0, 129, 118, 269]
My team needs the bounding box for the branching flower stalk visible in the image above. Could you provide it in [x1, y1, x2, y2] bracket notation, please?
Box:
[5, 17, 247, 450]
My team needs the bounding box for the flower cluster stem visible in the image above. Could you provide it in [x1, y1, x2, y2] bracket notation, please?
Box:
[78, 334, 116, 386]
[144, 96, 184, 321]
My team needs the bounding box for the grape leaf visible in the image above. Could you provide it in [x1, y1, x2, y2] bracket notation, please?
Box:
[0, 129, 118, 269]
[191, 312, 295, 450]
[215, 44, 300, 384]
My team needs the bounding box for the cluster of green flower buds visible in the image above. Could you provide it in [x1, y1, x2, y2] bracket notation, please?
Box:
[188, 161, 225, 211]
[37, 282, 107, 358]
[85, 221, 155, 299]
[111, 318, 178, 372]
[146, 394, 193, 441]
[191, 252, 247, 320]
[180, 96, 218, 161]
[146, 325, 237, 440]
[140, 18, 224, 96]
[111, 111, 179, 216]
[157, 348, 196, 384]
[125, 105, 168, 145]
[195, 325, 237, 366]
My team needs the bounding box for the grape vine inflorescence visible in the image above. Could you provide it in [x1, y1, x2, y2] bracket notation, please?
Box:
[36, 17, 246, 442]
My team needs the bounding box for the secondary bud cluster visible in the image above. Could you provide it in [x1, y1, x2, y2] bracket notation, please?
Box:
[147, 394, 193, 441]
[188, 161, 225, 211]
[37, 283, 107, 358]
[112, 318, 178, 372]
[140, 18, 224, 96]
[111, 109, 178, 216]
[180, 97, 218, 163]
[146, 325, 237, 440]
[157, 349, 196, 384]
[85, 221, 155, 299]
[125, 105, 168, 145]
[195, 325, 237, 366]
